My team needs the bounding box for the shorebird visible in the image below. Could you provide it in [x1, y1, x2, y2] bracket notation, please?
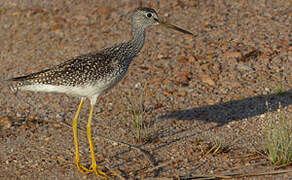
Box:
[8, 7, 193, 178]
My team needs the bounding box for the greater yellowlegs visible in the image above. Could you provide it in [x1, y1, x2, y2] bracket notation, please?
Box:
[8, 7, 193, 178]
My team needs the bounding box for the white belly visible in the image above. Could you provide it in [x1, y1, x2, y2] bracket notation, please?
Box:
[20, 82, 108, 98]
[19, 70, 127, 98]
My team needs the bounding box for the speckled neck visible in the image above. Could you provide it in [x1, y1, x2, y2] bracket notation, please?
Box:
[128, 26, 146, 57]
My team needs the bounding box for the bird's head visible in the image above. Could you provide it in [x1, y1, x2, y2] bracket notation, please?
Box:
[131, 7, 193, 36]
[131, 7, 160, 29]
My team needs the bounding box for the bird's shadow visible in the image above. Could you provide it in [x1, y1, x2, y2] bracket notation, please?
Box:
[99, 89, 292, 178]
[158, 89, 292, 126]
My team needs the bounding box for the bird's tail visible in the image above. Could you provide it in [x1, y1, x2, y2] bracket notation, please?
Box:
[5, 77, 31, 92]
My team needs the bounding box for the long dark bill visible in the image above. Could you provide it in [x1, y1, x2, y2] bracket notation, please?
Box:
[155, 18, 193, 36]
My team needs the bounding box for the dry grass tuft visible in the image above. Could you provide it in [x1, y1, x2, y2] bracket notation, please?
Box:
[126, 84, 153, 143]
[205, 137, 230, 155]
[264, 103, 292, 166]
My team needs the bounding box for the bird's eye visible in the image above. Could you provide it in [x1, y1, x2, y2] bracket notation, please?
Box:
[146, 13, 152, 18]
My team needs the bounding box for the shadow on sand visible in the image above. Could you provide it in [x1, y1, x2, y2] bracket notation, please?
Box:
[158, 89, 292, 127]
[103, 89, 292, 178]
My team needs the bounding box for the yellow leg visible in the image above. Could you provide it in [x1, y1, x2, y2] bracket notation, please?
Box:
[87, 104, 107, 178]
[72, 98, 91, 174]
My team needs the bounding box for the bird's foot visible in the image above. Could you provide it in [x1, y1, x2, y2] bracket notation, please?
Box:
[75, 160, 92, 174]
[88, 163, 108, 179]
[75, 160, 110, 178]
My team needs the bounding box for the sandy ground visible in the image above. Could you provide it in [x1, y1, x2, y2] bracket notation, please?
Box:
[0, 0, 291, 179]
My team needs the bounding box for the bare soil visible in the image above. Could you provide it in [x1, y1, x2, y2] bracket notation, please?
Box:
[0, 0, 291, 179]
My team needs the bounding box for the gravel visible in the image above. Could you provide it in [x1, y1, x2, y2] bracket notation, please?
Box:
[0, 1, 291, 179]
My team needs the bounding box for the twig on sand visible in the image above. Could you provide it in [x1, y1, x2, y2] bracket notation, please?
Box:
[145, 160, 174, 173]
[186, 169, 292, 179]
